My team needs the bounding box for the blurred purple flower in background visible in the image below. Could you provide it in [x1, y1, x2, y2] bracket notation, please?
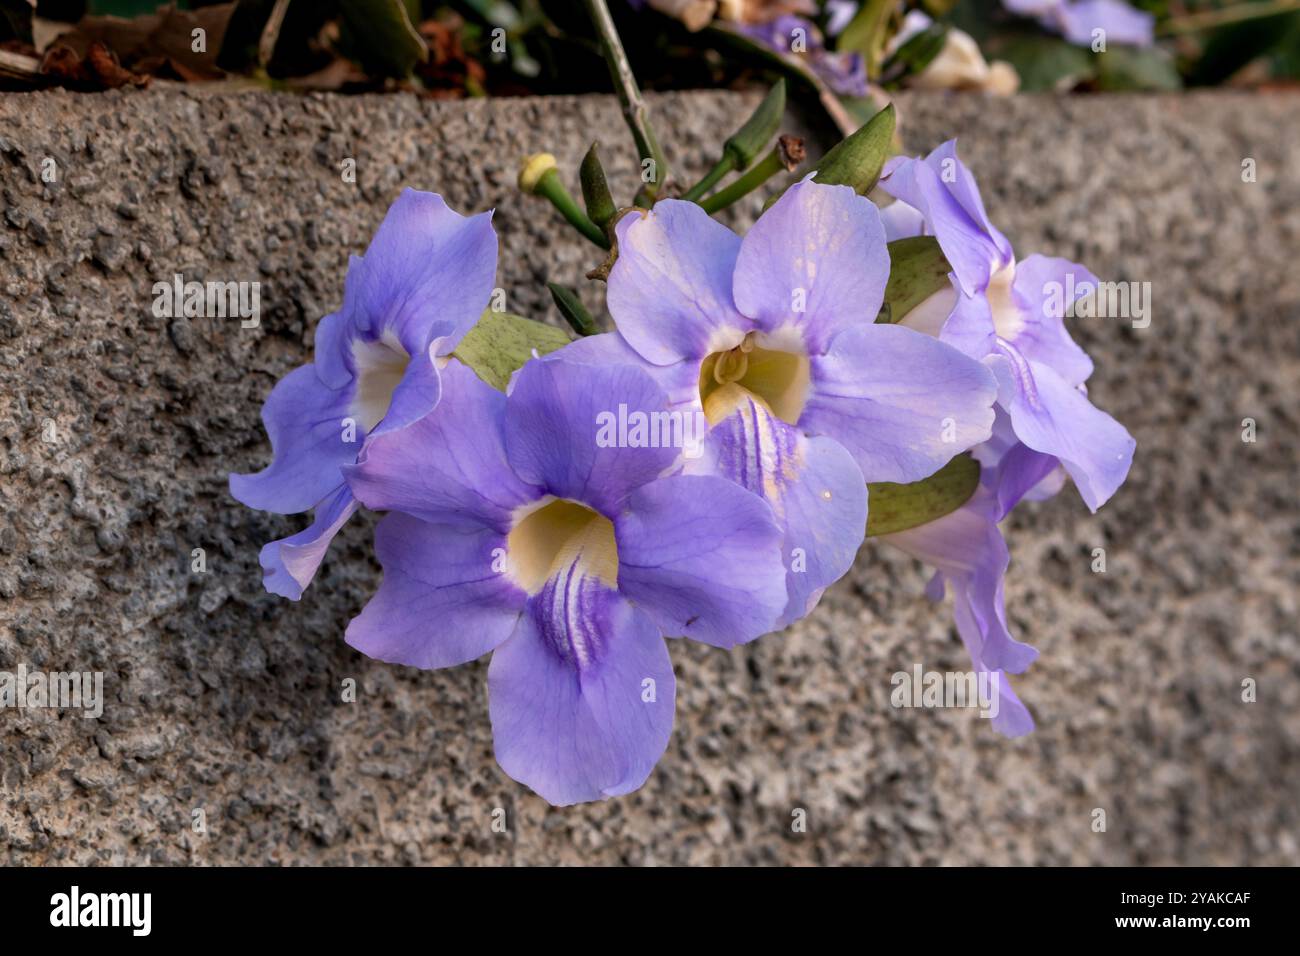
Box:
[1003, 0, 1155, 47]
[738, 14, 870, 96]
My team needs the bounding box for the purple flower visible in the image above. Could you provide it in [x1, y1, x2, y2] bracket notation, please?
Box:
[882, 414, 1062, 738]
[558, 182, 998, 627]
[738, 15, 869, 97]
[343, 357, 788, 805]
[229, 189, 498, 599]
[879, 141, 1135, 513]
[1002, 0, 1155, 48]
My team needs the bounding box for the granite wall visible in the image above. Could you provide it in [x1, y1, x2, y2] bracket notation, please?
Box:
[0, 87, 1297, 864]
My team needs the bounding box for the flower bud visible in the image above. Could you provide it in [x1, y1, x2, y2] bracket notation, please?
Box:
[518, 153, 558, 195]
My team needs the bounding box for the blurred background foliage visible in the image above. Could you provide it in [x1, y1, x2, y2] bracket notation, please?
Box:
[0, 0, 1296, 100]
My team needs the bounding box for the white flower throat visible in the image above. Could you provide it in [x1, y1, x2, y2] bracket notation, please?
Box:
[698, 331, 810, 426]
[507, 498, 620, 595]
[351, 331, 411, 433]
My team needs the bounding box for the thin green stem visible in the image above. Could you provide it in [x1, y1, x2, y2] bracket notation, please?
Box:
[548, 282, 600, 336]
[1158, 0, 1299, 35]
[581, 0, 669, 203]
[536, 169, 610, 248]
[681, 155, 737, 203]
[698, 149, 785, 215]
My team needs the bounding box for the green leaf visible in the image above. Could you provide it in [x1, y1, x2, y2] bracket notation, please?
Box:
[1186, 12, 1299, 86]
[993, 34, 1095, 92]
[760, 102, 896, 212]
[880, 23, 948, 84]
[866, 454, 981, 537]
[580, 143, 617, 231]
[812, 102, 897, 194]
[838, 0, 894, 75]
[452, 310, 571, 391]
[1095, 46, 1182, 92]
[337, 0, 428, 79]
[877, 237, 951, 324]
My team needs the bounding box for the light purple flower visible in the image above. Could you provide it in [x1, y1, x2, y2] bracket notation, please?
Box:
[229, 189, 497, 599]
[343, 357, 788, 805]
[882, 414, 1060, 738]
[1003, 0, 1155, 48]
[739, 15, 869, 97]
[825, 1, 860, 37]
[559, 181, 998, 627]
[879, 141, 1135, 513]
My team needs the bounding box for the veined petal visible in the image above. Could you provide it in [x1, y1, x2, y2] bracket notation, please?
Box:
[313, 306, 353, 390]
[692, 395, 867, 628]
[489, 574, 675, 806]
[615, 473, 788, 647]
[991, 350, 1135, 512]
[802, 323, 998, 483]
[547, 332, 701, 411]
[345, 189, 498, 358]
[230, 363, 359, 515]
[883, 488, 1038, 674]
[608, 200, 750, 366]
[365, 339, 443, 439]
[879, 146, 1009, 296]
[259, 483, 359, 600]
[990, 439, 1062, 517]
[505, 358, 679, 515]
[1007, 254, 1097, 386]
[346, 512, 525, 669]
[733, 179, 890, 353]
[940, 282, 998, 360]
[345, 359, 538, 532]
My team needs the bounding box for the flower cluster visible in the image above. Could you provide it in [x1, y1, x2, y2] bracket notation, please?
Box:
[232, 143, 1132, 803]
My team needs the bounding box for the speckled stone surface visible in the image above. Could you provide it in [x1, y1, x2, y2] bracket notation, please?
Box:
[0, 87, 1296, 865]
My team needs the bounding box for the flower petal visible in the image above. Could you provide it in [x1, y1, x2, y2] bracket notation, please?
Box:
[365, 339, 443, 439]
[883, 488, 1038, 674]
[990, 439, 1062, 517]
[488, 576, 675, 806]
[1007, 254, 1097, 386]
[880, 198, 927, 241]
[607, 201, 750, 366]
[879, 144, 1010, 296]
[692, 395, 867, 628]
[505, 358, 680, 514]
[546, 332, 701, 410]
[259, 483, 359, 600]
[346, 512, 525, 669]
[982, 669, 1035, 738]
[802, 323, 998, 483]
[345, 359, 538, 532]
[991, 351, 1135, 511]
[345, 189, 497, 357]
[1056, 0, 1154, 47]
[733, 179, 890, 353]
[313, 304, 354, 390]
[616, 473, 788, 647]
[229, 363, 358, 515]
